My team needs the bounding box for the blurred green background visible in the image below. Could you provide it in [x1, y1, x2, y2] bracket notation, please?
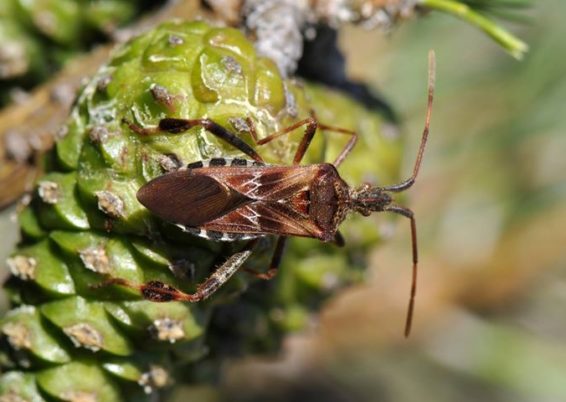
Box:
[1, 1, 565, 401]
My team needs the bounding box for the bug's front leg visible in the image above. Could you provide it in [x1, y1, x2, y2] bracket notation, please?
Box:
[247, 114, 358, 166]
[122, 117, 263, 163]
[95, 248, 254, 302]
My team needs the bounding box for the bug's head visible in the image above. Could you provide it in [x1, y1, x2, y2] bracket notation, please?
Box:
[350, 184, 393, 216]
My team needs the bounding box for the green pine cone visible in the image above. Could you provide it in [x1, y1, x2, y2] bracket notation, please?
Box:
[1, 21, 401, 401]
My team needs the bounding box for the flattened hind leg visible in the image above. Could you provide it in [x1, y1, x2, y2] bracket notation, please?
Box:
[93, 248, 254, 302]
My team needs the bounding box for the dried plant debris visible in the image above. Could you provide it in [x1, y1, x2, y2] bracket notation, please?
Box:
[63, 323, 104, 352]
[242, 0, 527, 77]
[244, 0, 310, 75]
[95, 191, 125, 219]
[138, 365, 170, 394]
[149, 318, 186, 344]
[6, 256, 37, 281]
[37, 181, 61, 205]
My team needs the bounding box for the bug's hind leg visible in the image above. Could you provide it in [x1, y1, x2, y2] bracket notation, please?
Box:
[243, 236, 287, 280]
[95, 247, 254, 303]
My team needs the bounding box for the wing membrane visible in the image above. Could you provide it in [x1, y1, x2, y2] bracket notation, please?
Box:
[137, 171, 251, 226]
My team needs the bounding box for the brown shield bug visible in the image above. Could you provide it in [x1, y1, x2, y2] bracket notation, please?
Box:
[107, 51, 435, 337]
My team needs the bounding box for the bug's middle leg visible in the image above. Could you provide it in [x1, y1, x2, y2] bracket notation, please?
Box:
[250, 115, 358, 166]
[243, 236, 287, 280]
[95, 246, 255, 303]
[250, 117, 318, 165]
[317, 122, 358, 167]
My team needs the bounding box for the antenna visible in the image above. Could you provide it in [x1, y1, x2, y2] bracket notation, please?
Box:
[385, 50, 436, 337]
[384, 50, 435, 193]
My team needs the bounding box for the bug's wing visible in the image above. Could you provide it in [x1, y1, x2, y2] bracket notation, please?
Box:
[203, 201, 324, 239]
[137, 171, 251, 226]
[197, 165, 326, 238]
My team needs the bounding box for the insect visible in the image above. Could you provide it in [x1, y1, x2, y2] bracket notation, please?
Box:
[106, 51, 435, 337]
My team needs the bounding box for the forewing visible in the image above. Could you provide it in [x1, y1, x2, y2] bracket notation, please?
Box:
[137, 171, 251, 226]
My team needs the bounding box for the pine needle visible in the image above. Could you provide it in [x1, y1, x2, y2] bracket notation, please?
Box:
[420, 0, 529, 59]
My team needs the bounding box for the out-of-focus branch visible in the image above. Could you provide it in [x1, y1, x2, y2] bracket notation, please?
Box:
[420, 0, 529, 59]
[0, 46, 112, 208]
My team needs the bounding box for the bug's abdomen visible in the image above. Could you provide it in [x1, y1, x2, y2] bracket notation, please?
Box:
[178, 225, 263, 242]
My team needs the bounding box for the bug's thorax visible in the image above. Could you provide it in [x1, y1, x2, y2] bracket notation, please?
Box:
[349, 183, 393, 216]
[309, 164, 351, 241]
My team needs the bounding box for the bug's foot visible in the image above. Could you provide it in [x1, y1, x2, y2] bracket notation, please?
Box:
[90, 277, 131, 290]
[122, 118, 159, 136]
[243, 267, 278, 280]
